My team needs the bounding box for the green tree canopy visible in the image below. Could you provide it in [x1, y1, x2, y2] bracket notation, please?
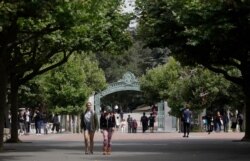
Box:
[140, 57, 181, 104]
[136, 0, 250, 140]
[140, 57, 243, 118]
[0, 0, 133, 147]
[40, 54, 106, 114]
[96, 41, 169, 83]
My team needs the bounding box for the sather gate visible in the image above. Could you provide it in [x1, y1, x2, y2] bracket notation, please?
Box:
[94, 72, 140, 114]
[93, 71, 176, 132]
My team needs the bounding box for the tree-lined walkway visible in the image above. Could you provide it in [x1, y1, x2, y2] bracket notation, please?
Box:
[1, 132, 249, 161]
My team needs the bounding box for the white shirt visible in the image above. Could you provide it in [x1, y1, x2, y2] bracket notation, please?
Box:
[84, 111, 92, 123]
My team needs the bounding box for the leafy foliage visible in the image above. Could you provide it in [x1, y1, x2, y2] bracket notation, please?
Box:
[19, 54, 107, 114]
[0, 0, 133, 147]
[136, 0, 250, 139]
[140, 57, 243, 117]
[136, 0, 249, 86]
[140, 57, 182, 104]
[96, 41, 169, 83]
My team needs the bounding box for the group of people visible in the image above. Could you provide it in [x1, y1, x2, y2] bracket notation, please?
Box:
[17, 108, 61, 135]
[181, 105, 245, 138]
[17, 108, 31, 135]
[126, 115, 138, 133]
[79, 102, 246, 156]
[80, 102, 158, 155]
[80, 102, 116, 155]
[140, 112, 156, 133]
[202, 111, 244, 133]
[17, 108, 44, 135]
[81, 101, 164, 156]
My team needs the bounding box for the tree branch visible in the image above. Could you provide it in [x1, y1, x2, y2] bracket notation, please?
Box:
[204, 64, 243, 86]
[19, 51, 73, 85]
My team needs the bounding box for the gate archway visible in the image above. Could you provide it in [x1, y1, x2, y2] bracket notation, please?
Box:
[94, 72, 140, 114]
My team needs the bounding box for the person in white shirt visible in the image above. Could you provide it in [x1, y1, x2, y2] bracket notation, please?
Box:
[24, 108, 31, 134]
[80, 102, 99, 155]
[120, 119, 126, 133]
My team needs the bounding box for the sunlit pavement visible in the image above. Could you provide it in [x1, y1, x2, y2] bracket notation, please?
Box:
[1, 131, 249, 161]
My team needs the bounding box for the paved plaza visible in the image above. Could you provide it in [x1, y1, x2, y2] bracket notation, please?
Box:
[1, 132, 250, 161]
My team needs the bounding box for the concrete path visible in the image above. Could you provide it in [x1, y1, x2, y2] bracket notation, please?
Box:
[1, 132, 249, 161]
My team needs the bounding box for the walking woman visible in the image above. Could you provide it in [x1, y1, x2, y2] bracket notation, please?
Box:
[81, 102, 99, 155]
[100, 106, 116, 155]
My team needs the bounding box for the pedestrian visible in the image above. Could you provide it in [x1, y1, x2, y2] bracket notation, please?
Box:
[52, 114, 60, 133]
[24, 108, 31, 134]
[119, 109, 124, 120]
[182, 105, 192, 137]
[215, 111, 222, 132]
[230, 113, 237, 132]
[140, 112, 148, 133]
[237, 112, 244, 132]
[202, 116, 207, 132]
[34, 109, 42, 135]
[18, 111, 26, 135]
[132, 119, 138, 133]
[120, 119, 126, 133]
[206, 113, 214, 134]
[80, 102, 99, 155]
[42, 112, 49, 135]
[100, 106, 116, 155]
[222, 112, 229, 132]
[115, 116, 120, 131]
[127, 115, 133, 133]
[148, 113, 155, 133]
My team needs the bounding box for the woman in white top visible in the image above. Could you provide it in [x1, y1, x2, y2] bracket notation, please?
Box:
[80, 102, 99, 154]
[120, 119, 126, 133]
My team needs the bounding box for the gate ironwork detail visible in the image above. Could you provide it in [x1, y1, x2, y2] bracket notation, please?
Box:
[94, 72, 140, 114]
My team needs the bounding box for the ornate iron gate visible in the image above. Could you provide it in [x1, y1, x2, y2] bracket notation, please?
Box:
[94, 72, 140, 114]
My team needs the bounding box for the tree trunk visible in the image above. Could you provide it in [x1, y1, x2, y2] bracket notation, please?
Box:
[0, 59, 8, 151]
[8, 77, 20, 143]
[242, 80, 250, 141]
[77, 114, 80, 133]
